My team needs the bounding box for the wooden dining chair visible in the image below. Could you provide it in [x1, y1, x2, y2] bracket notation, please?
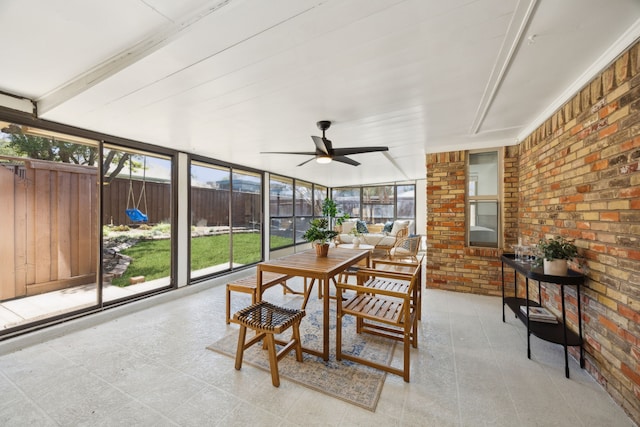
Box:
[335, 268, 419, 382]
[371, 254, 424, 320]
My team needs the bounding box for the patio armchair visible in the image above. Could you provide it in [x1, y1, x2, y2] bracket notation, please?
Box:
[386, 234, 422, 262]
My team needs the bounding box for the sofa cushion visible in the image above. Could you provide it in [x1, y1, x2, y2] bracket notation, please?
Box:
[383, 221, 394, 233]
[356, 220, 369, 234]
[362, 234, 395, 246]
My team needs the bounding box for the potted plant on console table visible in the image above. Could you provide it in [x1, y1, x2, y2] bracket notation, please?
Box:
[303, 218, 338, 257]
[535, 235, 578, 276]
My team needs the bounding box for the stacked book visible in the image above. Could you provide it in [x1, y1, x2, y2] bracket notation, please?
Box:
[520, 306, 558, 324]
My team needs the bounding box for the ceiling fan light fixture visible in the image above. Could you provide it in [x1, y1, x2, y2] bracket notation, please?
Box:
[316, 155, 332, 164]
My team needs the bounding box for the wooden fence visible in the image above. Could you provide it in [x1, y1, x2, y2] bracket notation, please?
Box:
[0, 159, 261, 300]
[103, 178, 261, 228]
[102, 178, 172, 226]
[0, 160, 98, 300]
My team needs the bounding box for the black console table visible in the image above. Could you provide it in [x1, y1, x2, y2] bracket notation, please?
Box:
[501, 254, 585, 378]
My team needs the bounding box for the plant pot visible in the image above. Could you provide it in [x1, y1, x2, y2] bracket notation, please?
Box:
[543, 259, 568, 276]
[352, 237, 361, 248]
[315, 243, 330, 257]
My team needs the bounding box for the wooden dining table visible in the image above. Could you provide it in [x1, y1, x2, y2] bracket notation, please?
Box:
[256, 247, 371, 361]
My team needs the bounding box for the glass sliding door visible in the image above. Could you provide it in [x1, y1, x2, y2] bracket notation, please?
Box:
[269, 175, 294, 249]
[314, 185, 327, 217]
[190, 162, 231, 278]
[102, 146, 173, 299]
[0, 121, 100, 332]
[294, 180, 313, 244]
[231, 170, 262, 266]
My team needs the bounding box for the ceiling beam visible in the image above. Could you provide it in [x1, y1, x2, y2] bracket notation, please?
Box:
[469, 0, 539, 135]
[37, 0, 236, 115]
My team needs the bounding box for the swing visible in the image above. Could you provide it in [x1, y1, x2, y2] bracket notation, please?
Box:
[125, 156, 148, 223]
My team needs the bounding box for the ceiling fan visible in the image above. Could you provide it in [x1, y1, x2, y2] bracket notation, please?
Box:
[261, 120, 389, 166]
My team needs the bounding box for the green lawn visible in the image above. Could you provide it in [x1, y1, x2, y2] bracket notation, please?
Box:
[112, 233, 292, 287]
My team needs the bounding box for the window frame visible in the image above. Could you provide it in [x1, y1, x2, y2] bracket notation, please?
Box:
[466, 149, 502, 248]
[332, 182, 416, 227]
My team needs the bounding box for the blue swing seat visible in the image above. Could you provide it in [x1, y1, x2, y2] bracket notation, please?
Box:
[126, 208, 148, 223]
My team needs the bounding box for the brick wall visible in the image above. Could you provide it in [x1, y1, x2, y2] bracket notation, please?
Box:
[426, 147, 519, 296]
[426, 40, 640, 423]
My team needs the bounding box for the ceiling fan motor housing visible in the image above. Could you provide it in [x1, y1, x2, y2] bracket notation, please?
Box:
[317, 120, 331, 132]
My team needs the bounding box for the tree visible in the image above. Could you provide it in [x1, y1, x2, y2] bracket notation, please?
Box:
[1, 123, 138, 182]
[102, 151, 130, 183]
[3, 124, 96, 165]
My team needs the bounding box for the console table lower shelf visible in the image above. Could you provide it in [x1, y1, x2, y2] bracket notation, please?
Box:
[504, 297, 582, 347]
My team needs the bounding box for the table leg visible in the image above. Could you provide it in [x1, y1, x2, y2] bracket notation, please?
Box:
[561, 285, 570, 378]
[577, 284, 585, 368]
[526, 277, 531, 359]
[501, 262, 505, 323]
[323, 275, 330, 361]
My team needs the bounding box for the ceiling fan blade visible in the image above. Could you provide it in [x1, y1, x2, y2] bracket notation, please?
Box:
[297, 157, 317, 167]
[260, 151, 317, 155]
[332, 156, 360, 166]
[332, 146, 389, 156]
[311, 135, 329, 154]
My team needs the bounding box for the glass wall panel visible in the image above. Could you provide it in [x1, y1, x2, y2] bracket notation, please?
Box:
[332, 183, 416, 233]
[295, 180, 313, 243]
[332, 187, 361, 218]
[314, 185, 327, 216]
[362, 185, 395, 224]
[397, 184, 415, 220]
[295, 216, 312, 244]
[102, 146, 173, 297]
[0, 122, 100, 331]
[295, 180, 313, 216]
[231, 170, 262, 266]
[270, 176, 294, 249]
[190, 163, 231, 278]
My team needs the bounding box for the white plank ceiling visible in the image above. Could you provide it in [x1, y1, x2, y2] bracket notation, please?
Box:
[1, 0, 639, 186]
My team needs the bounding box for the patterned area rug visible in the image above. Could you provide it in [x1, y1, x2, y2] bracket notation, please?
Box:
[207, 296, 395, 411]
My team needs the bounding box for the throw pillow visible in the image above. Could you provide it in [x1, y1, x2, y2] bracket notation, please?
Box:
[383, 221, 394, 233]
[356, 220, 369, 234]
[341, 221, 355, 234]
[390, 220, 409, 236]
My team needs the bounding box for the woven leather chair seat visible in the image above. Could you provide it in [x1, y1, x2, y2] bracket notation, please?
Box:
[225, 273, 291, 324]
[233, 301, 305, 333]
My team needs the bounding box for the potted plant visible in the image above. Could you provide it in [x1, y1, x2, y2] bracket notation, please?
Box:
[535, 235, 578, 276]
[322, 198, 350, 231]
[322, 198, 337, 220]
[350, 226, 362, 248]
[302, 218, 338, 257]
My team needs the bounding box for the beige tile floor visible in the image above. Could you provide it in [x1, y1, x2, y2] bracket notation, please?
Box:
[0, 274, 635, 426]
